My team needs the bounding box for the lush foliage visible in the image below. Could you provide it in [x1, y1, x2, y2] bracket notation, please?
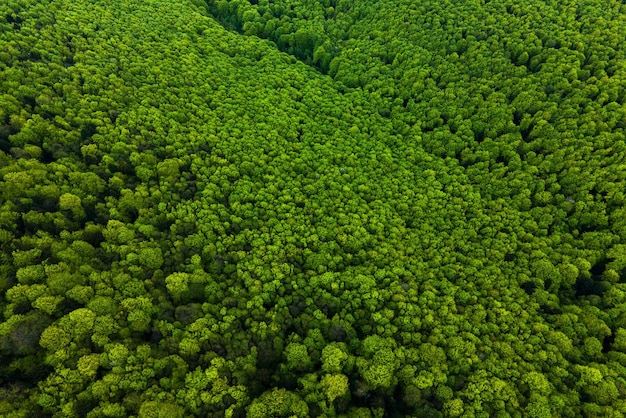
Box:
[1, 0, 626, 416]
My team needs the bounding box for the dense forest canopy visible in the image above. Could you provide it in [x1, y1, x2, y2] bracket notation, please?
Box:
[1, 0, 626, 416]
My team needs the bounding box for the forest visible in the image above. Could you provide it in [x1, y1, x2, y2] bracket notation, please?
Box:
[1, 0, 626, 416]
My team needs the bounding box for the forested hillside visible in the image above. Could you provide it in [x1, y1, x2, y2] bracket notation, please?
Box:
[1, 0, 626, 416]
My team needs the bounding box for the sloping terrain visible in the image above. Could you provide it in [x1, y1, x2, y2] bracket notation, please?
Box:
[1, 0, 626, 416]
